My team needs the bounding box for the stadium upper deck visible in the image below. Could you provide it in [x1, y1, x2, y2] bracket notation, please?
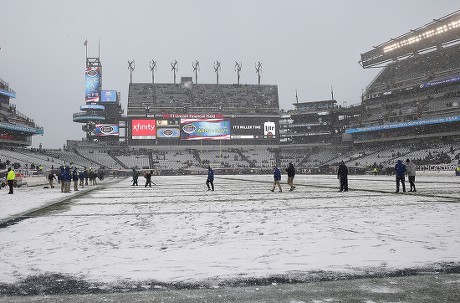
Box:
[360, 10, 460, 68]
[127, 80, 279, 117]
[0, 77, 43, 146]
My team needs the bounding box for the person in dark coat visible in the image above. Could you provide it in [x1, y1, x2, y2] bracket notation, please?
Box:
[144, 170, 153, 187]
[286, 162, 296, 191]
[394, 159, 406, 193]
[271, 166, 282, 192]
[48, 172, 56, 188]
[72, 168, 79, 191]
[63, 166, 72, 193]
[78, 170, 85, 188]
[206, 166, 214, 191]
[132, 169, 139, 186]
[59, 166, 65, 193]
[337, 161, 348, 192]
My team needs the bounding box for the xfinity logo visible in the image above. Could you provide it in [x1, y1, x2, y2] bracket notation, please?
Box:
[133, 123, 155, 131]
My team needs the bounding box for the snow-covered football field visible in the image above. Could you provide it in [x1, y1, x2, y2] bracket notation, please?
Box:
[0, 173, 459, 288]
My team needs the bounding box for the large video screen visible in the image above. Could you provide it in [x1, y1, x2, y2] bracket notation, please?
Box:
[100, 90, 117, 102]
[94, 124, 119, 137]
[156, 119, 180, 139]
[131, 119, 156, 140]
[231, 117, 278, 139]
[85, 67, 101, 102]
[180, 119, 230, 140]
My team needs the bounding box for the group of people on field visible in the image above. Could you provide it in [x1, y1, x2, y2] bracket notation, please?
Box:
[131, 169, 156, 187]
[269, 158, 417, 193]
[47, 166, 102, 193]
[127, 159, 418, 193]
[394, 158, 417, 193]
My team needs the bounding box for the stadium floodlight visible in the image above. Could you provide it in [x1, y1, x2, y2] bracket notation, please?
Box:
[192, 60, 200, 84]
[235, 61, 242, 85]
[128, 60, 136, 84]
[255, 62, 262, 85]
[171, 60, 178, 85]
[213, 61, 221, 85]
[149, 60, 157, 84]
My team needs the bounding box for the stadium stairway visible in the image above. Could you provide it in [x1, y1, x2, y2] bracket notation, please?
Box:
[107, 150, 128, 169]
[234, 149, 255, 168]
[72, 148, 103, 168]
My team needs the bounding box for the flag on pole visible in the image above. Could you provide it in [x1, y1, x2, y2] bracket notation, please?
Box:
[84, 39, 88, 46]
[295, 89, 299, 103]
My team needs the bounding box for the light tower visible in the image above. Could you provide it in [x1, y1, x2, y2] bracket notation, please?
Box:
[149, 60, 157, 105]
[149, 60, 157, 84]
[235, 61, 242, 85]
[171, 60, 178, 84]
[128, 60, 135, 84]
[192, 60, 200, 84]
[255, 62, 262, 85]
[213, 61, 221, 85]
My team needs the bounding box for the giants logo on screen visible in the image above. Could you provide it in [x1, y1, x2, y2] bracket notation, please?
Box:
[264, 121, 276, 138]
[132, 120, 156, 139]
[95, 124, 119, 136]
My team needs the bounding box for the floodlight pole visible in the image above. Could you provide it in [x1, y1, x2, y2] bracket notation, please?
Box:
[192, 60, 200, 84]
[235, 61, 242, 85]
[171, 60, 178, 85]
[255, 62, 262, 85]
[128, 60, 135, 84]
[213, 61, 221, 85]
[149, 60, 157, 84]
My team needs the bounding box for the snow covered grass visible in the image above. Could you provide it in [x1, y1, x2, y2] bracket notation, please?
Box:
[0, 174, 459, 287]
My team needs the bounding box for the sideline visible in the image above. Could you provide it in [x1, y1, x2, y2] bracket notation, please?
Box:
[0, 178, 123, 227]
[0, 273, 459, 302]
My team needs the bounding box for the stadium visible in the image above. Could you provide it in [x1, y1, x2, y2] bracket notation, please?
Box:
[1, 10, 460, 178]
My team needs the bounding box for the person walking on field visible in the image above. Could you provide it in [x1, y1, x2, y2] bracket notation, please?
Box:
[48, 172, 56, 189]
[206, 166, 214, 191]
[394, 159, 406, 193]
[132, 169, 139, 186]
[337, 160, 349, 192]
[144, 170, 154, 187]
[405, 158, 417, 192]
[286, 162, 296, 191]
[271, 166, 282, 192]
[72, 168, 79, 191]
[6, 167, 15, 194]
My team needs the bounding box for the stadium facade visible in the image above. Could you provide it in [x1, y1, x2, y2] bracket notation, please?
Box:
[126, 77, 280, 146]
[348, 9, 460, 144]
[73, 55, 124, 144]
[0, 77, 43, 147]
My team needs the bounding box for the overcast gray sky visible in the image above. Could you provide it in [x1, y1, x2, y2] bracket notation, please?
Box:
[0, 0, 458, 148]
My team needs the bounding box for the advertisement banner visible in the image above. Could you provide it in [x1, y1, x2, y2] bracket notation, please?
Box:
[94, 124, 119, 137]
[85, 67, 101, 102]
[156, 127, 180, 138]
[180, 119, 230, 140]
[131, 119, 156, 139]
[100, 90, 117, 102]
[163, 113, 224, 119]
[264, 121, 276, 138]
[345, 115, 460, 134]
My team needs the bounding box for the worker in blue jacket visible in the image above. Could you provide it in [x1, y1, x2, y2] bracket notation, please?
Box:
[394, 159, 406, 193]
[206, 166, 214, 191]
[271, 166, 282, 192]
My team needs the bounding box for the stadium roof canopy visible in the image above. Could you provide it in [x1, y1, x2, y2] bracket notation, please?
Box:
[360, 10, 460, 68]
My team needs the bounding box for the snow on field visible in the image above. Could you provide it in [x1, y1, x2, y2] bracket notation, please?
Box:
[0, 173, 459, 285]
